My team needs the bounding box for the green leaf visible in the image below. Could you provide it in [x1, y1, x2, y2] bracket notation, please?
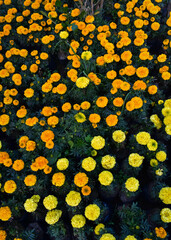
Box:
[71, 23, 78, 31]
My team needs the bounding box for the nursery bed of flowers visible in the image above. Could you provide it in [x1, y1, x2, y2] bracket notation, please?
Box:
[0, 0, 171, 239]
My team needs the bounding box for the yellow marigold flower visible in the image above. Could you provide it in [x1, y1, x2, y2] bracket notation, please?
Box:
[76, 77, 90, 88]
[91, 136, 105, 150]
[147, 139, 158, 151]
[98, 171, 113, 186]
[128, 153, 144, 167]
[24, 199, 37, 212]
[45, 209, 62, 225]
[160, 208, 171, 223]
[100, 233, 116, 240]
[101, 155, 116, 169]
[74, 112, 86, 123]
[136, 131, 151, 145]
[150, 159, 158, 167]
[124, 236, 137, 240]
[112, 130, 126, 143]
[56, 158, 69, 171]
[43, 195, 58, 210]
[125, 177, 139, 192]
[81, 51, 92, 60]
[156, 151, 167, 162]
[71, 215, 86, 228]
[0, 206, 12, 221]
[159, 187, 171, 204]
[85, 204, 100, 221]
[82, 157, 96, 171]
[65, 191, 81, 206]
[94, 223, 105, 235]
[59, 31, 69, 39]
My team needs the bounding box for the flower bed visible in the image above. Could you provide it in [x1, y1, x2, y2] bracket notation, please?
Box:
[0, 0, 171, 239]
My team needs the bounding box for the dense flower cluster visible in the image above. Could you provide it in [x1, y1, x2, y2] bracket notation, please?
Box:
[0, 0, 170, 239]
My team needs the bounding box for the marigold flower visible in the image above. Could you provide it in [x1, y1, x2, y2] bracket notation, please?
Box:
[0, 206, 12, 221]
[52, 172, 65, 187]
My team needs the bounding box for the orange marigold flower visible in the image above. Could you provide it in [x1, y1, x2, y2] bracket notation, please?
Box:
[0, 230, 7, 240]
[136, 66, 149, 78]
[120, 82, 131, 91]
[89, 114, 101, 124]
[85, 15, 94, 23]
[96, 96, 108, 108]
[41, 130, 54, 142]
[45, 140, 54, 149]
[126, 101, 135, 111]
[52, 172, 65, 187]
[47, 116, 59, 127]
[125, 65, 136, 76]
[16, 108, 27, 118]
[106, 70, 117, 79]
[62, 102, 72, 112]
[24, 174, 37, 186]
[106, 114, 118, 127]
[0, 206, 12, 221]
[35, 156, 48, 170]
[12, 159, 24, 171]
[74, 172, 88, 187]
[133, 80, 147, 90]
[120, 16, 130, 25]
[155, 227, 167, 238]
[0, 114, 10, 125]
[56, 83, 67, 94]
[26, 140, 36, 151]
[148, 85, 158, 95]
[3, 158, 12, 167]
[131, 96, 143, 109]
[4, 180, 17, 194]
[30, 64, 38, 73]
[121, 50, 132, 61]
[113, 97, 124, 107]
[81, 101, 91, 110]
[81, 185, 91, 196]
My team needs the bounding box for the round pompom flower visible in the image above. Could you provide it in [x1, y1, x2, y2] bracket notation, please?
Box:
[24, 199, 38, 212]
[160, 208, 171, 223]
[56, 158, 69, 170]
[59, 31, 69, 39]
[45, 209, 62, 225]
[71, 215, 86, 228]
[82, 157, 96, 171]
[125, 177, 139, 192]
[159, 187, 171, 204]
[100, 233, 116, 240]
[136, 131, 151, 145]
[65, 191, 81, 206]
[74, 172, 88, 187]
[85, 204, 100, 221]
[91, 136, 105, 150]
[43, 195, 58, 210]
[98, 171, 113, 186]
[4, 180, 17, 194]
[76, 77, 90, 88]
[112, 130, 126, 143]
[101, 155, 116, 169]
[0, 206, 12, 221]
[24, 174, 37, 186]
